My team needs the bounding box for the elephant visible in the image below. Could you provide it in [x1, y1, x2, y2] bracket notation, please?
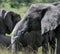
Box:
[11, 4, 58, 54]
[0, 9, 21, 48]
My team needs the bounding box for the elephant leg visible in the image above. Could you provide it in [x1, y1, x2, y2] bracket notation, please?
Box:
[49, 31, 56, 54]
[50, 47, 55, 54]
[42, 41, 48, 54]
[42, 33, 48, 54]
[56, 38, 60, 54]
[49, 37, 56, 54]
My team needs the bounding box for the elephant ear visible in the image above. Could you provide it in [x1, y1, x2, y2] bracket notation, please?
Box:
[0, 9, 6, 17]
[4, 11, 21, 34]
[4, 11, 14, 33]
[9, 11, 21, 26]
[41, 5, 60, 34]
[1, 9, 6, 18]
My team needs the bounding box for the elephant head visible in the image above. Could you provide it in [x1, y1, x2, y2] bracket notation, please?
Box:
[12, 4, 58, 36]
[11, 4, 51, 37]
[4, 11, 21, 34]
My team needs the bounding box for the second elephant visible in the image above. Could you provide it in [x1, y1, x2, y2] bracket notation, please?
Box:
[0, 9, 21, 47]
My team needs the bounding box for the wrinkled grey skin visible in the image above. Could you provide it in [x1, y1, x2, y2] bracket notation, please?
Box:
[11, 4, 58, 54]
[0, 9, 21, 47]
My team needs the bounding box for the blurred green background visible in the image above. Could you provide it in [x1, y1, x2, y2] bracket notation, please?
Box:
[0, 0, 58, 54]
[0, 0, 60, 18]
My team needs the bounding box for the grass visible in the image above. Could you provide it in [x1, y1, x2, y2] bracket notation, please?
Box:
[0, 49, 11, 54]
[0, 47, 42, 54]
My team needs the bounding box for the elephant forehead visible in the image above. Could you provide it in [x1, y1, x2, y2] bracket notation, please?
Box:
[30, 3, 55, 10]
[24, 4, 56, 17]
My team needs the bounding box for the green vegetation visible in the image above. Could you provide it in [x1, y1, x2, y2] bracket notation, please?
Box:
[5, 6, 28, 18]
[0, 0, 60, 18]
[0, 3, 28, 18]
[0, 47, 42, 54]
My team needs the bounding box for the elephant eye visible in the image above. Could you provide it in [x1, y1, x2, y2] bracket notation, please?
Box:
[38, 12, 41, 14]
[36, 11, 41, 14]
[36, 9, 41, 12]
[25, 17, 28, 21]
[25, 15, 31, 21]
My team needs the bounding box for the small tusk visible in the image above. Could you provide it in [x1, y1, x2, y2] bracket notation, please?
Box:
[13, 36, 18, 39]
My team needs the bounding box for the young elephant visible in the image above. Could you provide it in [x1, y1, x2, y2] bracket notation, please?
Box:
[11, 4, 58, 54]
[0, 9, 21, 47]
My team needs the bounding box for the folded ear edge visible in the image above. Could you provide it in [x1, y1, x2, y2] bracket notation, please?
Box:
[4, 11, 9, 19]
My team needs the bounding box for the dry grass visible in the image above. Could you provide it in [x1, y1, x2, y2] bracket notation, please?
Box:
[0, 47, 42, 54]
